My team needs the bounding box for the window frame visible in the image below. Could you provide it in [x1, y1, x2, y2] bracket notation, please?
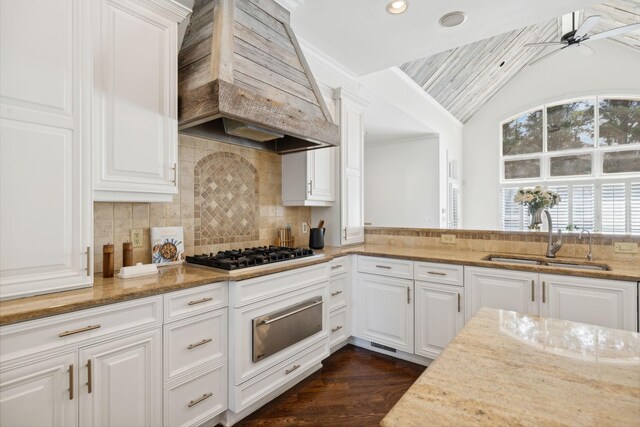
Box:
[498, 95, 640, 233]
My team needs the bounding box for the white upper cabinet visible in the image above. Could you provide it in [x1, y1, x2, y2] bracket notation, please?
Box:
[92, 0, 189, 202]
[0, 0, 93, 299]
[539, 274, 637, 331]
[335, 89, 367, 245]
[282, 148, 336, 206]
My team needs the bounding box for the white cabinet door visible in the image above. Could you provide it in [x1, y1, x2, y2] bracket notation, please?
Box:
[307, 148, 335, 202]
[80, 328, 162, 427]
[415, 281, 464, 359]
[0, 0, 92, 299]
[540, 274, 637, 331]
[92, 0, 187, 202]
[282, 148, 336, 206]
[465, 267, 539, 320]
[336, 89, 367, 245]
[356, 273, 413, 352]
[0, 351, 78, 427]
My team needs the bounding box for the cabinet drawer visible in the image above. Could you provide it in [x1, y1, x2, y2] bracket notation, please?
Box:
[329, 308, 349, 348]
[163, 309, 227, 383]
[0, 296, 162, 363]
[328, 257, 348, 276]
[164, 363, 226, 427]
[164, 283, 227, 323]
[329, 273, 348, 312]
[414, 262, 463, 286]
[231, 339, 328, 412]
[357, 256, 413, 279]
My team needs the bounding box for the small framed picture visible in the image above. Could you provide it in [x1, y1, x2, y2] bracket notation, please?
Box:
[151, 226, 185, 266]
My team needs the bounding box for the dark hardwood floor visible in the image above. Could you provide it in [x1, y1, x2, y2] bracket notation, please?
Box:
[234, 344, 426, 427]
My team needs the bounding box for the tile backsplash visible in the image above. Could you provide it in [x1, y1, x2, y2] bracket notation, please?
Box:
[93, 135, 310, 273]
[365, 227, 640, 263]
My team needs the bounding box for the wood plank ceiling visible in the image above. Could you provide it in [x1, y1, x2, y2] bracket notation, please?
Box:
[400, 0, 640, 123]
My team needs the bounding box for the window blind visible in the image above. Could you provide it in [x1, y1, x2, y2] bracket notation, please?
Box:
[601, 183, 627, 233]
[631, 182, 640, 234]
[547, 186, 569, 230]
[448, 182, 460, 229]
[501, 187, 524, 230]
[572, 185, 595, 230]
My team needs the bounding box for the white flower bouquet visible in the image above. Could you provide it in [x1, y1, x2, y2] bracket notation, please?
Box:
[514, 186, 561, 229]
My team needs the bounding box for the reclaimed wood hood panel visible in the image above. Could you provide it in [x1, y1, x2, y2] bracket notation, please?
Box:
[178, 0, 339, 153]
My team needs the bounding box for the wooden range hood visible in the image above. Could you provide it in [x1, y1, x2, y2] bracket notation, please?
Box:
[178, 0, 340, 153]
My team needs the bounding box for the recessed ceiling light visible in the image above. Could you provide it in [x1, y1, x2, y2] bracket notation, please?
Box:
[439, 11, 466, 27]
[386, 0, 408, 15]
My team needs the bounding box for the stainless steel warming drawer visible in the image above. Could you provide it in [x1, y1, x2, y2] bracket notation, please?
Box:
[252, 297, 323, 362]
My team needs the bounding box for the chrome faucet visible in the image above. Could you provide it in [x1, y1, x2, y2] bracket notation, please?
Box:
[543, 209, 562, 258]
[579, 229, 593, 261]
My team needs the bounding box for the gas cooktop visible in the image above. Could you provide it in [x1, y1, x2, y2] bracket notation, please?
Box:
[186, 246, 317, 271]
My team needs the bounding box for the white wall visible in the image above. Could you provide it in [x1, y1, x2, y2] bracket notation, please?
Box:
[359, 68, 464, 227]
[364, 137, 440, 227]
[463, 40, 640, 230]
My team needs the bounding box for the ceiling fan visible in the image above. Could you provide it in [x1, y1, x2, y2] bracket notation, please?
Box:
[525, 12, 640, 65]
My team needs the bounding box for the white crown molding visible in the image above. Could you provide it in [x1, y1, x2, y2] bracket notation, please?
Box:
[274, 0, 305, 12]
[133, 0, 191, 22]
[389, 66, 463, 128]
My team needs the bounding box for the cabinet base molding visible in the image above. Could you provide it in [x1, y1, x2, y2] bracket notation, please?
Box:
[221, 363, 323, 427]
[349, 337, 431, 367]
[94, 189, 176, 203]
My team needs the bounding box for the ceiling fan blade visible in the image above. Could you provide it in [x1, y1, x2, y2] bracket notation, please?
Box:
[529, 46, 567, 66]
[578, 43, 594, 56]
[574, 15, 601, 40]
[588, 22, 640, 41]
[524, 42, 565, 48]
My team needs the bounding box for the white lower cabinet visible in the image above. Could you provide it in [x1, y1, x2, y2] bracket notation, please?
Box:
[356, 273, 414, 353]
[79, 328, 162, 427]
[466, 267, 637, 332]
[0, 351, 78, 427]
[163, 285, 228, 427]
[164, 363, 226, 427]
[329, 307, 350, 348]
[540, 274, 637, 331]
[414, 281, 464, 359]
[465, 267, 539, 319]
[0, 296, 163, 427]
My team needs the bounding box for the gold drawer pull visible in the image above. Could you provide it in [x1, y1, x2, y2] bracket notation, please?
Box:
[188, 297, 213, 306]
[331, 264, 343, 269]
[68, 364, 74, 400]
[59, 324, 101, 337]
[427, 271, 447, 276]
[331, 325, 343, 333]
[187, 338, 212, 350]
[375, 265, 391, 269]
[285, 364, 300, 375]
[188, 392, 213, 408]
[331, 290, 343, 296]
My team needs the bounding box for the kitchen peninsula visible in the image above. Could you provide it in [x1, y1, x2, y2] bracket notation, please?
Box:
[382, 307, 640, 426]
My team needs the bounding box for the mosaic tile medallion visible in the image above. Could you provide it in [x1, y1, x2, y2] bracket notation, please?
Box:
[194, 152, 259, 245]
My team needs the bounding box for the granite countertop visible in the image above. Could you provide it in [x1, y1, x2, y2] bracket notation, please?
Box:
[1, 244, 638, 326]
[381, 307, 640, 427]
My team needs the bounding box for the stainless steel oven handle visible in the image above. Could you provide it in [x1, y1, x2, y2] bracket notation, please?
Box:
[259, 300, 323, 326]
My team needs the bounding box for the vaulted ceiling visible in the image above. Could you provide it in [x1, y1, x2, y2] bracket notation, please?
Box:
[400, 0, 640, 124]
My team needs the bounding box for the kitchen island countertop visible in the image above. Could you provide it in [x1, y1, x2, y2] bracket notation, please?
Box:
[381, 307, 640, 427]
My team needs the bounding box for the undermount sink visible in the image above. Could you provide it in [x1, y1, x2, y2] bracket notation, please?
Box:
[485, 256, 541, 265]
[484, 255, 610, 271]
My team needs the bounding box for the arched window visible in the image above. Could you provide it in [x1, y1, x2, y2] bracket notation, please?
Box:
[499, 96, 640, 234]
